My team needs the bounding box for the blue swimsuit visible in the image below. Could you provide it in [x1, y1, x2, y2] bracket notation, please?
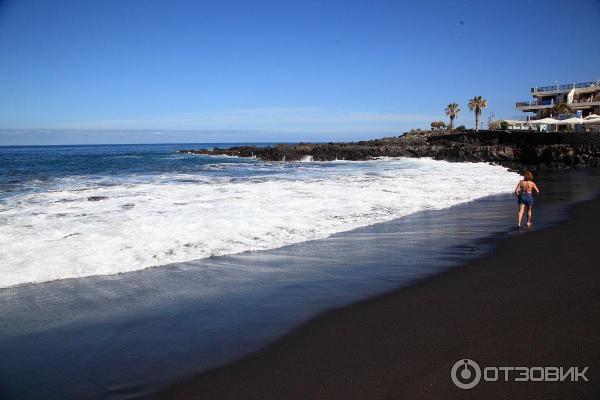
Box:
[518, 190, 534, 206]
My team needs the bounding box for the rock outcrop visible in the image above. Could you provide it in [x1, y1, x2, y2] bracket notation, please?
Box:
[178, 131, 600, 170]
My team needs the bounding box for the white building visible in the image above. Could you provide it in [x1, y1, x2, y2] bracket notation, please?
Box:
[516, 79, 600, 119]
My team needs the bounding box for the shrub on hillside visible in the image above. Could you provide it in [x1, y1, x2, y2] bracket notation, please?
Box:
[489, 120, 510, 131]
[430, 121, 447, 130]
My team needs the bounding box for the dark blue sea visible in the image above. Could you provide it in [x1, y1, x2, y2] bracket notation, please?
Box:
[0, 143, 262, 200]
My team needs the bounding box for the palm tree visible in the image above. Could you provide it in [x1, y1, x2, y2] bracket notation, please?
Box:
[468, 96, 488, 132]
[551, 102, 573, 118]
[445, 103, 460, 130]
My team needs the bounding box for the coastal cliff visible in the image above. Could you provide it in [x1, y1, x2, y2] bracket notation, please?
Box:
[178, 130, 600, 170]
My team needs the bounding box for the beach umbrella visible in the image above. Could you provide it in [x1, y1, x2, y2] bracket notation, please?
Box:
[527, 117, 559, 124]
[555, 117, 584, 125]
[583, 114, 600, 120]
[582, 117, 600, 125]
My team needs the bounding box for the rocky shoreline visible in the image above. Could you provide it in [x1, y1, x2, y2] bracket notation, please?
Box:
[178, 130, 600, 170]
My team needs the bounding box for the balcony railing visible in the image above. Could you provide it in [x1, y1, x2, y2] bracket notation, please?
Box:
[516, 99, 555, 107]
[572, 96, 600, 104]
[531, 80, 599, 93]
[516, 97, 600, 108]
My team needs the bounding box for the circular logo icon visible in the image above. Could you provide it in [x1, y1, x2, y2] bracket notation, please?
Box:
[451, 359, 481, 389]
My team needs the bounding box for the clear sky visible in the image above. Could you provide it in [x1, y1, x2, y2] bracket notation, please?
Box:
[1, 0, 599, 144]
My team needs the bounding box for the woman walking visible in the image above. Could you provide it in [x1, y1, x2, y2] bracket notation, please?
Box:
[515, 171, 540, 228]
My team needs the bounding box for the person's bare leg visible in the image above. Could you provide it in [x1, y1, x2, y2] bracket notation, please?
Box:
[517, 204, 525, 227]
[526, 205, 533, 227]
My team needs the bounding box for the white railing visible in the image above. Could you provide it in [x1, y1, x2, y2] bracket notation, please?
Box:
[572, 97, 600, 104]
[531, 80, 599, 93]
[516, 99, 555, 107]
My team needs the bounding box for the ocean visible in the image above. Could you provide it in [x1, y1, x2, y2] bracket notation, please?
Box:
[0, 143, 519, 288]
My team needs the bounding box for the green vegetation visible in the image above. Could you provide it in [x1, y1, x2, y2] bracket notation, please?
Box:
[551, 102, 573, 118]
[488, 120, 501, 130]
[444, 103, 460, 130]
[468, 96, 488, 132]
[430, 121, 447, 130]
[489, 120, 509, 131]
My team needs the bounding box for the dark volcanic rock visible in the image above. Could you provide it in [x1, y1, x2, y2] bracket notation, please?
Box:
[177, 131, 600, 170]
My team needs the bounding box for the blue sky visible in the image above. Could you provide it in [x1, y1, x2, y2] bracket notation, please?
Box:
[1, 0, 599, 144]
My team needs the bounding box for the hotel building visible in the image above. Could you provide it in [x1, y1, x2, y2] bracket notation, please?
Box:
[516, 79, 600, 120]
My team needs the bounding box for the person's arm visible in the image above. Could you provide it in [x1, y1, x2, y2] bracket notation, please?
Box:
[515, 181, 522, 196]
[532, 182, 540, 195]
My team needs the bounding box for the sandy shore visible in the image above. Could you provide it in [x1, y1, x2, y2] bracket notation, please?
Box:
[151, 195, 600, 399]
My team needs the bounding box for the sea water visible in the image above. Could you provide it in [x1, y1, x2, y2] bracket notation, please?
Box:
[0, 143, 519, 288]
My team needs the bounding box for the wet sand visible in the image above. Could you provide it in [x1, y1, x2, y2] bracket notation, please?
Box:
[152, 179, 600, 399]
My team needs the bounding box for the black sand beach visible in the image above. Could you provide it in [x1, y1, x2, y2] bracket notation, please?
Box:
[2, 169, 599, 400]
[151, 172, 600, 400]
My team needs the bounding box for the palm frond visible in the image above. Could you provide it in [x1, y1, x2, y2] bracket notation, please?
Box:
[445, 103, 460, 117]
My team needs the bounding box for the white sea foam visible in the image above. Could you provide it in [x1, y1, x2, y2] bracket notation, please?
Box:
[0, 158, 519, 287]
